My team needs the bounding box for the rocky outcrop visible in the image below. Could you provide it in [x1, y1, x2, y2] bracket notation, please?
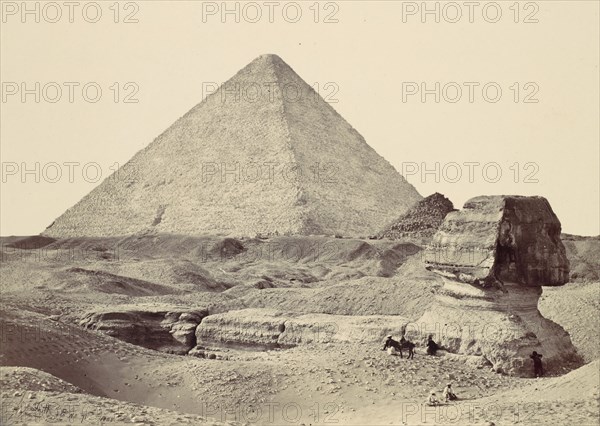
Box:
[4, 235, 56, 249]
[561, 234, 600, 282]
[411, 196, 581, 376]
[194, 308, 409, 350]
[378, 193, 455, 242]
[80, 305, 208, 353]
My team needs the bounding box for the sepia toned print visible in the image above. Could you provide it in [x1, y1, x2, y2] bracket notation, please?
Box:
[1, 2, 598, 425]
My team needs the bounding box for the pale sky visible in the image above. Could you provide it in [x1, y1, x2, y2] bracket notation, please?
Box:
[1, 1, 599, 236]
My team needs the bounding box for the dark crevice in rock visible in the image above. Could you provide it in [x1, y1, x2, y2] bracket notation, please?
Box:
[80, 308, 208, 354]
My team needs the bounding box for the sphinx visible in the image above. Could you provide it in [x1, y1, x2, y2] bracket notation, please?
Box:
[409, 195, 582, 376]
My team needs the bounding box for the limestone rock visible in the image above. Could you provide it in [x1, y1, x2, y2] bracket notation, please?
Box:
[194, 308, 409, 350]
[424, 195, 569, 287]
[412, 195, 581, 376]
[195, 309, 287, 350]
[410, 279, 581, 376]
[80, 306, 208, 353]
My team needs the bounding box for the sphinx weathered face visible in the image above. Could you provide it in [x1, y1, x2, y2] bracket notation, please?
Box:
[425, 195, 570, 287]
[496, 199, 569, 286]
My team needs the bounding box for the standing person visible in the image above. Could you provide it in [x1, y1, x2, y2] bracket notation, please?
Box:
[443, 383, 457, 401]
[426, 335, 439, 356]
[530, 351, 544, 377]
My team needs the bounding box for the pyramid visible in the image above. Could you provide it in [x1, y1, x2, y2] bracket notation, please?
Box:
[43, 54, 421, 238]
[378, 192, 455, 240]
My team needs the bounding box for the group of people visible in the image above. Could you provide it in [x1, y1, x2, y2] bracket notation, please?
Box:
[382, 334, 441, 359]
[382, 334, 458, 404]
[382, 334, 546, 406]
[384, 335, 544, 377]
[427, 383, 458, 406]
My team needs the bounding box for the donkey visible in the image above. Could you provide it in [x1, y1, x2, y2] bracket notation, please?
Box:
[398, 336, 416, 359]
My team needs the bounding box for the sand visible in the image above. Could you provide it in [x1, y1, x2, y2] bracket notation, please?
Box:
[1, 234, 598, 425]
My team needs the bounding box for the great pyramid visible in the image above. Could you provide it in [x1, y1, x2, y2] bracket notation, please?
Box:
[43, 54, 421, 238]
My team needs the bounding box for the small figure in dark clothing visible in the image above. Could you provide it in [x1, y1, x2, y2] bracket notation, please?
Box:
[530, 351, 544, 377]
[426, 335, 439, 356]
[399, 335, 416, 359]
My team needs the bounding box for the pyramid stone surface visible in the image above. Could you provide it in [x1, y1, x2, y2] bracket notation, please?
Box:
[378, 192, 455, 240]
[43, 54, 421, 238]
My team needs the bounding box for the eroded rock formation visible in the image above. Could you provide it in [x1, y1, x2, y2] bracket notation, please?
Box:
[194, 308, 409, 350]
[80, 306, 208, 354]
[411, 195, 581, 376]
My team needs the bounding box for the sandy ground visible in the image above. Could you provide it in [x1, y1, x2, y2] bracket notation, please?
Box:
[1, 235, 598, 425]
[540, 282, 600, 363]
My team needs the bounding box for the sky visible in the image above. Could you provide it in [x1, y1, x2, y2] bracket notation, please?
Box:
[1, 0, 599, 236]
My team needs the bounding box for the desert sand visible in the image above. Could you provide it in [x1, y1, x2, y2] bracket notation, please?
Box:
[1, 233, 598, 425]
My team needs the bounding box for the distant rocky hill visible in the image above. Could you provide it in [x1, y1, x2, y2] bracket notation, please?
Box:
[42, 54, 421, 239]
[377, 192, 455, 241]
[561, 234, 600, 282]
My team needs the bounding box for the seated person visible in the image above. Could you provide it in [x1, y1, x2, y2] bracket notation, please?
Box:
[426, 390, 439, 406]
[426, 334, 439, 355]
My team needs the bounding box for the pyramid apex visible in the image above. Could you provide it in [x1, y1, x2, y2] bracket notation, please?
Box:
[242, 54, 295, 82]
[257, 53, 283, 60]
[252, 53, 286, 65]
